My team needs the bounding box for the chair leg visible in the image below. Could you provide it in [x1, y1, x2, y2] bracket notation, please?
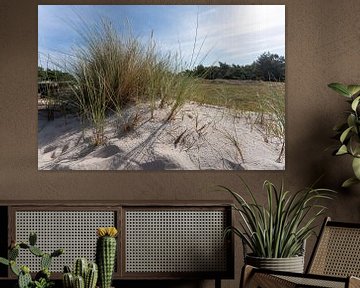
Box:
[240, 265, 255, 288]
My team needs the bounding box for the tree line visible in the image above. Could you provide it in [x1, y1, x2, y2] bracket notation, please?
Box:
[38, 66, 74, 82]
[38, 52, 285, 83]
[184, 52, 285, 81]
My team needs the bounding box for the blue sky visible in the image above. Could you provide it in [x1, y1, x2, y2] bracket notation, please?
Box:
[38, 5, 285, 68]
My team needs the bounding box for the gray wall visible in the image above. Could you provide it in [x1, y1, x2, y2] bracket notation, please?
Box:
[1, 0, 360, 287]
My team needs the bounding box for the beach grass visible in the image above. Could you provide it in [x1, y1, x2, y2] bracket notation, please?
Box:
[66, 19, 203, 144]
[192, 79, 285, 112]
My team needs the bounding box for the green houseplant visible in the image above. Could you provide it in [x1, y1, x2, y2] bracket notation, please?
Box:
[328, 83, 360, 187]
[221, 179, 334, 272]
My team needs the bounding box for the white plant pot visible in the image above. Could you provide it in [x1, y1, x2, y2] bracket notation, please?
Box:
[245, 254, 305, 273]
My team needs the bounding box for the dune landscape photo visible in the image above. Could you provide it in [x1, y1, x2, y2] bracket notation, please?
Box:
[38, 5, 285, 170]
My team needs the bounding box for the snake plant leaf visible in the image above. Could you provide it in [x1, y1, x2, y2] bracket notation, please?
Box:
[328, 83, 351, 97]
[347, 85, 360, 97]
[351, 96, 360, 111]
[342, 177, 360, 188]
[340, 126, 353, 143]
[336, 144, 348, 155]
[352, 157, 360, 179]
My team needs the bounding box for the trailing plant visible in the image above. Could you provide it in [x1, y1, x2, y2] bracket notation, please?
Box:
[0, 232, 63, 288]
[62, 258, 98, 288]
[328, 82, 360, 187]
[221, 178, 334, 258]
[96, 227, 118, 288]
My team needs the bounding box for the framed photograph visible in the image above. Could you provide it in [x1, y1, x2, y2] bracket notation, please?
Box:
[38, 5, 285, 170]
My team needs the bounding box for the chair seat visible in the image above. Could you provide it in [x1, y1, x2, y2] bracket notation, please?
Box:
[277, 274, 346, 288]
[243, 266, 360, 288]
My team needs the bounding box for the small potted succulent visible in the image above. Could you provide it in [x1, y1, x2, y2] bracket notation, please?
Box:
[221, 178, 334, 273]
[328, 83, 360, 187]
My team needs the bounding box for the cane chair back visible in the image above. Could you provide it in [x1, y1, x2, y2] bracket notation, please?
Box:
[307, 217, 360, 278]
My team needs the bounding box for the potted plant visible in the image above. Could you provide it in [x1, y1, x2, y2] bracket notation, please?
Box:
[328, 82, 360, 187]
[221, 178, 334, 273]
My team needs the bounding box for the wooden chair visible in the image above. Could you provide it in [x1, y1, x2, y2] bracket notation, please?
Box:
[241, 217, 360, 288]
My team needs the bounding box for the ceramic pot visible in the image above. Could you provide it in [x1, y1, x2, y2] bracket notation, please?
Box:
[245, 254, 305, 273]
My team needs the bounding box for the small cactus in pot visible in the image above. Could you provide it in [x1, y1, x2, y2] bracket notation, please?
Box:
[62, 259, 98, 288]
[96, 227, 118, 288]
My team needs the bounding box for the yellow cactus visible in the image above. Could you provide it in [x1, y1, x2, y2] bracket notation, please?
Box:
[96, 227, 118, 238]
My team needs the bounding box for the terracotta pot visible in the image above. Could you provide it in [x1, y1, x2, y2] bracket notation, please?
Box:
[245, 254, 305, 273]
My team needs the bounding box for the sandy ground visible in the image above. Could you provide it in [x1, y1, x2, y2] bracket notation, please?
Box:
[38, 102, 285, 170]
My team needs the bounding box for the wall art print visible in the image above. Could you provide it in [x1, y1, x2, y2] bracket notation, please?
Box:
[38, 5, 285, 170]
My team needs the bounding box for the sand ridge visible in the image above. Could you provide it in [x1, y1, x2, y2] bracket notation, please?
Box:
[38, 102, 285, 170]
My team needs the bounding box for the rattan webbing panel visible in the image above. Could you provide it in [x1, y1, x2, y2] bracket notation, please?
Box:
[125, 210, 227, 273]
[277, 275, 345, 288]
[310, 226, 360, 277]
[15, 211, 115, 272]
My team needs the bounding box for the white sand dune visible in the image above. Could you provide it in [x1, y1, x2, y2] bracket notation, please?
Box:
[38, 102, 285, 170]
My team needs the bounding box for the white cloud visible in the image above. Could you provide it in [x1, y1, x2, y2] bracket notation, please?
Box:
[154, 5, 285, 66]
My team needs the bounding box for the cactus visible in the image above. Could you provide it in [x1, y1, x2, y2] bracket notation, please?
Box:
[9, 246, 19, 260]
[85, 263, 98, 288]
[29, 246, 44, 257]
[74, 275, 85, 288]
[74, 258, 88, 279]
[41, 253, 52, 270]
[0, 257, 9, 266]
[29, 232, 37, 246]
[10, 260, 20, 276]
[96, 227, 118, 288]
[63, 260, 98, 288]
[0, 232, 63, 288]
[18, 268, 32, 288]
[35, 268, 50, 281]
[63, 272, 74, 288]
[51, 248, 64, 258]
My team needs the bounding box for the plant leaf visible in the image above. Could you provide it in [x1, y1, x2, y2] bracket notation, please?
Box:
[347, 85, 360, 97]
[352, 157, 360, 179]
[340, 126, 353, 143]
[336, 145, 348, 155]
[328, 83, 351, 97]
[347, 114, 356, 128]
[351, 96, 360, 111]
[342, 177, 360, 187]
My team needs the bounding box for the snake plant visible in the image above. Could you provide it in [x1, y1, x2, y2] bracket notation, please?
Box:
[328, 83, 360, 187]
[221, 178, 334, 258]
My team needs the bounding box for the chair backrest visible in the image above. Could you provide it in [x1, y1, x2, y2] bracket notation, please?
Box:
[307, 217, 360, 277]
